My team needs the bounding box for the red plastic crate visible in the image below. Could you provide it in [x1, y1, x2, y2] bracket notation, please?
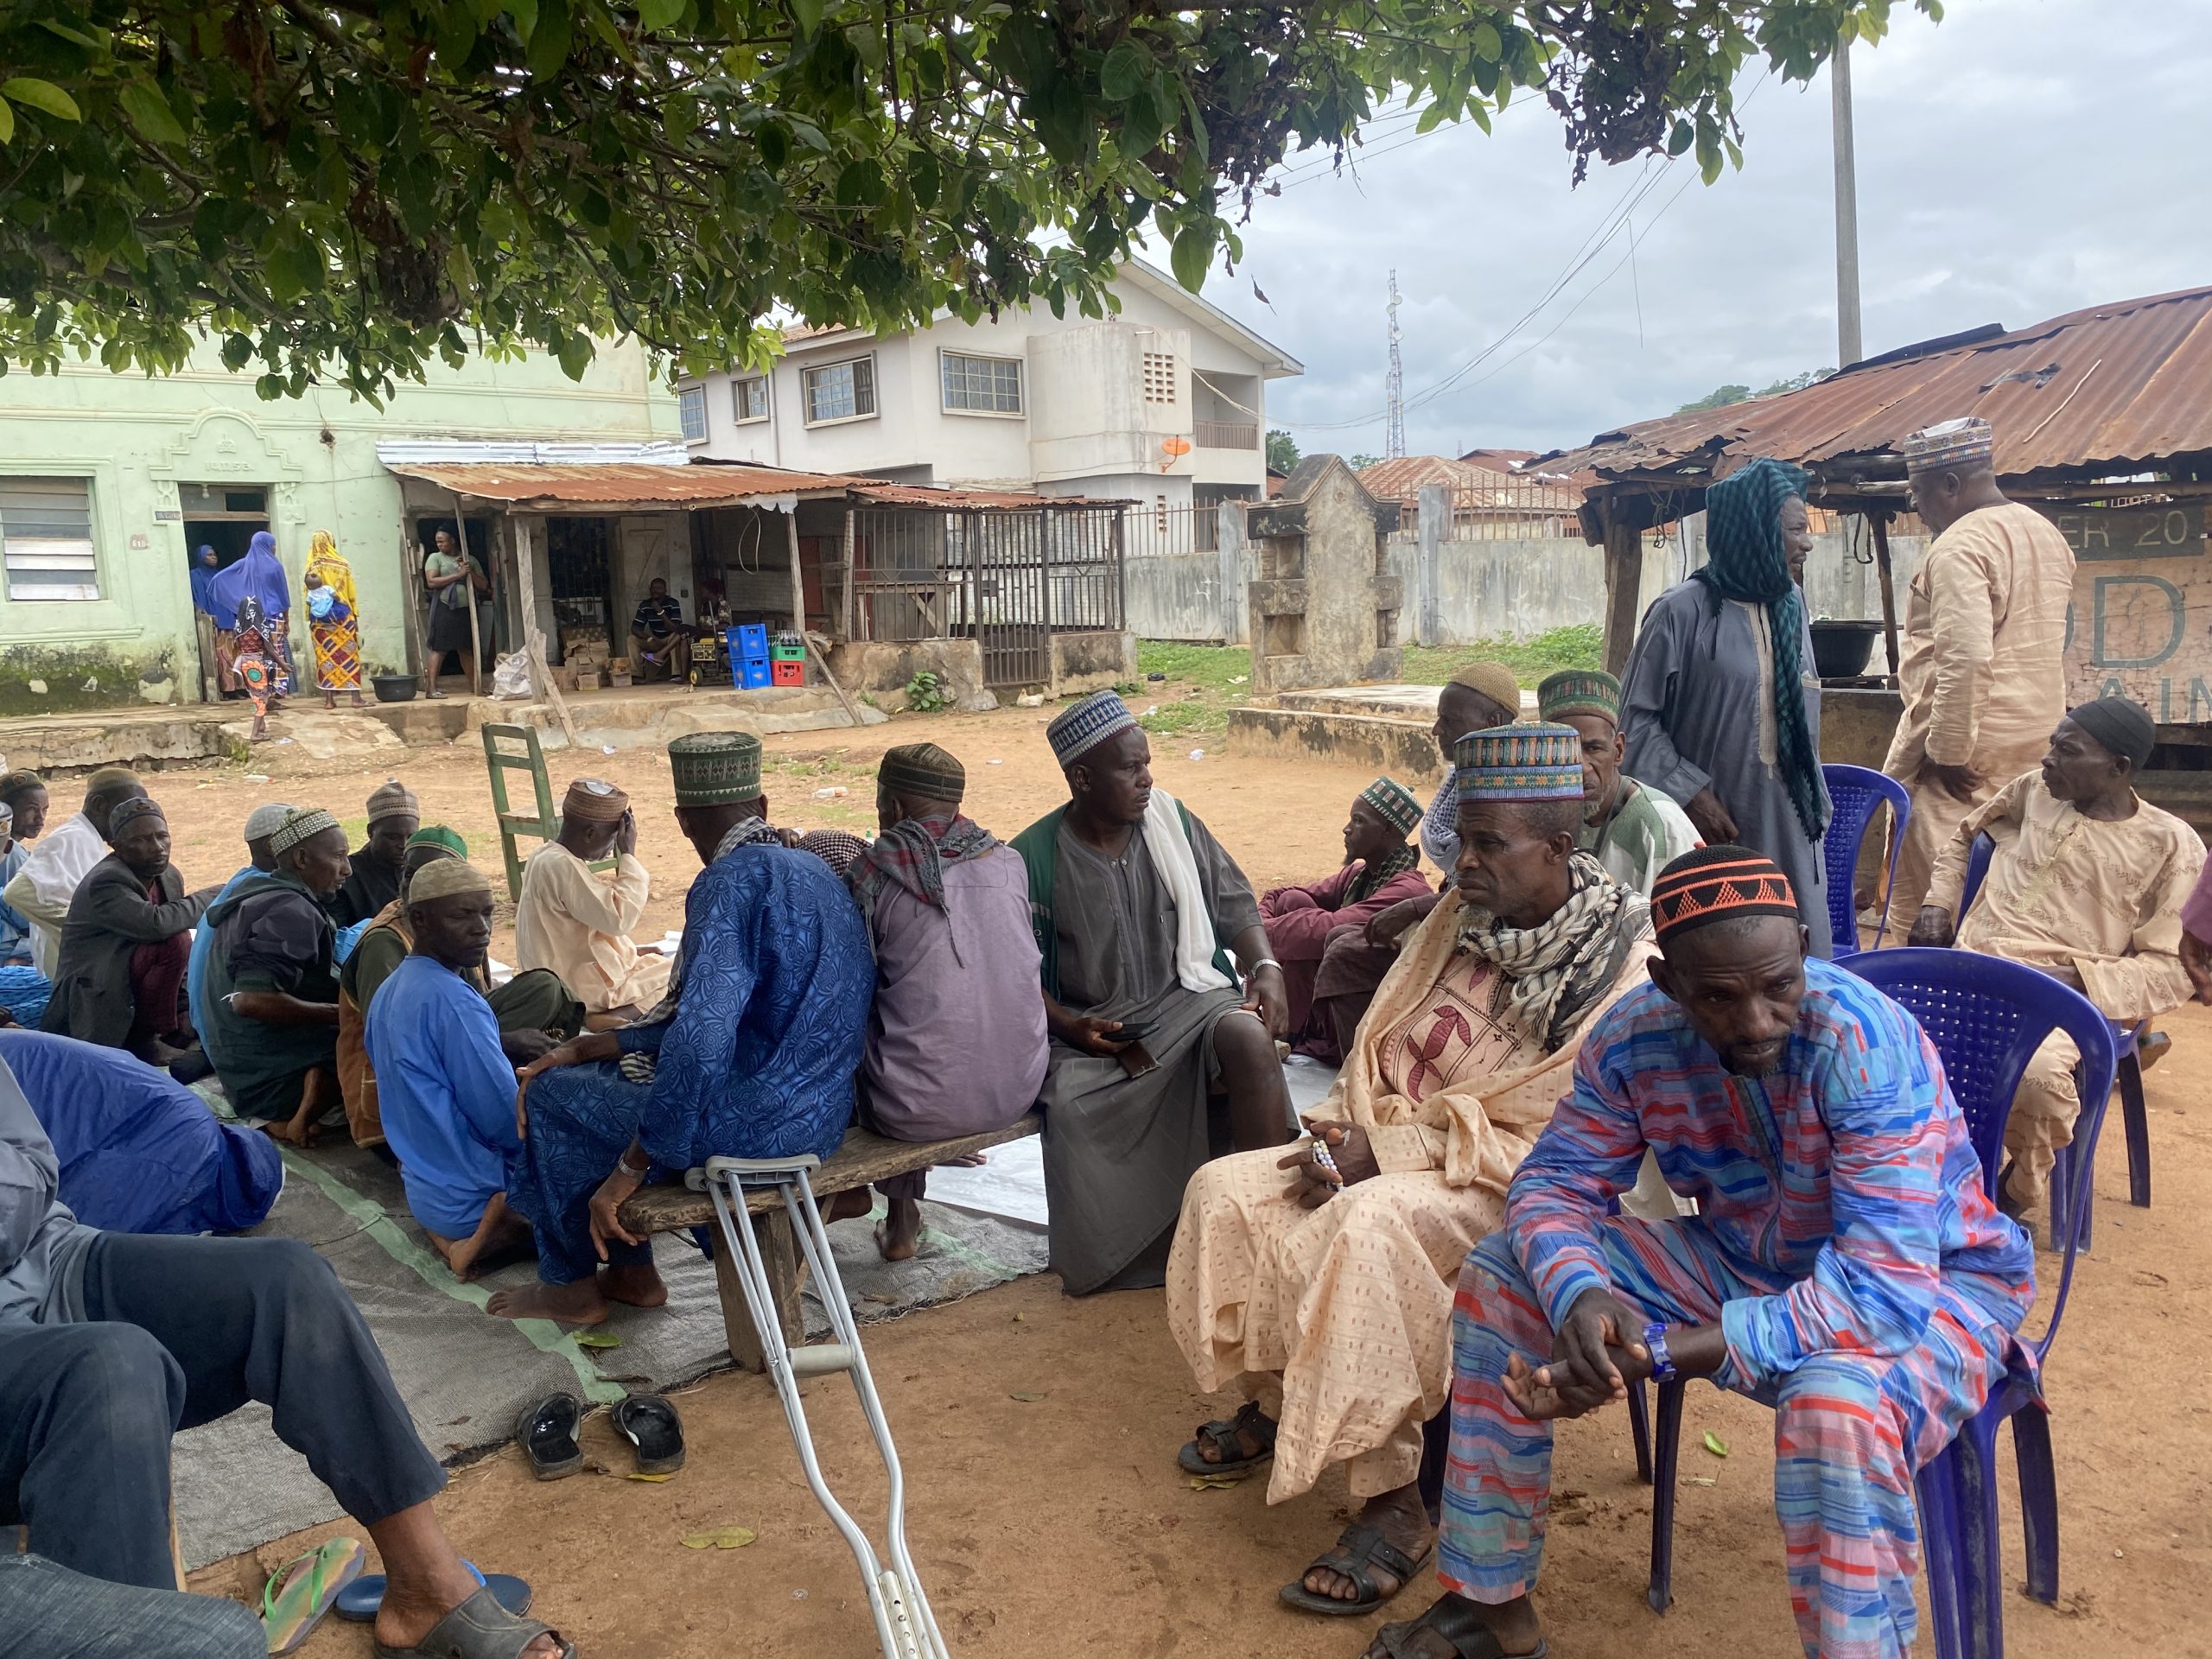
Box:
[771, 658, 804, 687]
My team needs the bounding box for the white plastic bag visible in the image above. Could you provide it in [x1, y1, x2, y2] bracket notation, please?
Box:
[490, 651, 533, 700]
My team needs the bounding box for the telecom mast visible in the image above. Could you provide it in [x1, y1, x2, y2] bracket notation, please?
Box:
[1384, 270, 1407, 459]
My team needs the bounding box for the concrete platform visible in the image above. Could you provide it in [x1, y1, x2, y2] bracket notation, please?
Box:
[1273, 683, 1539, 720]
[0, 702, 259, 773]
[359, 682, 887, 753]
[1227, 683, 1537, 780]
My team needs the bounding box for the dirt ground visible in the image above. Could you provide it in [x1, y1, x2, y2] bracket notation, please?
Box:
[124, 691, 2204, 1657]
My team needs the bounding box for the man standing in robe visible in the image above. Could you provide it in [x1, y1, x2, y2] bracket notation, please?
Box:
[1012, 690, 1293, 1296]
[1259, 779, 1431, 1062]
[1620, 456, 1833, 954]
[1368, 846, 2033, 1659]
[2, 769, 147, 981]
[1882, 416, 2076, 917]
[513, 779, 671, 1019]
[491, 733, 873, 1326]
[1910, 696, 2201, 1224]
[824, 743, 1047, 1262]
[1538, 669, 1699, 893]
[1168, 725, 1662, 1618]
[327, 780, 420, 927]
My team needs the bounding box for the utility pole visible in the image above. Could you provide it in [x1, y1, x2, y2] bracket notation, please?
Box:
[1831, 29, 1863, 368]
[1384, 270, 1407, 460]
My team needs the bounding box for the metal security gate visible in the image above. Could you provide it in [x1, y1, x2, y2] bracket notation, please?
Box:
[848, 503, 1125, 691]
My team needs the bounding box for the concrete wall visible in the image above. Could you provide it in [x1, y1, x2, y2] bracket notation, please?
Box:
[682, 270, 1280, 495]
[0, 340, 677, 709]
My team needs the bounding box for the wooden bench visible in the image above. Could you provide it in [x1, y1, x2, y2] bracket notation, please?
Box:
[617, 1113, 1042, 1372]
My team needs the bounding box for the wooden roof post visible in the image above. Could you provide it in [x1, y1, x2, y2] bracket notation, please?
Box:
[1600, 493, 1643, 676]
[1870, 512, 1902, 685]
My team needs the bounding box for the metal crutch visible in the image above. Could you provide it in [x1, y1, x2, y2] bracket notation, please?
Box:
[697, 1154, 952, 1659]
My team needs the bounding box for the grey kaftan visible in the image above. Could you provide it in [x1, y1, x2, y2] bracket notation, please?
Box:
[1037, 812, 1262, 1295]
[1619, 580, 1833, 957]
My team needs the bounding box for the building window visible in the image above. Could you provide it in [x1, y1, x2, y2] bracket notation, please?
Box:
[804, 356, 876, 424]
[0, 477, 99, 601]
[1142, 352, 1178, 404]
[732, 375, 770, 424]
[941, 352, 1023, 415]
[678, 385, 708, 443]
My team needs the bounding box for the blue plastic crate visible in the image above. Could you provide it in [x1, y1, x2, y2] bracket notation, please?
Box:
[730, 624, 770, 659]
[737, 657, 772, 690]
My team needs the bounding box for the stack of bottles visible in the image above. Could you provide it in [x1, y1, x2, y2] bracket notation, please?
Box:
[771, 632, 807, 687]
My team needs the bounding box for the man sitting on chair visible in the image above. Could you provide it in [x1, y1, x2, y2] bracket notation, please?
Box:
[1537, 668, 1700, 894]
[1909, 695, 2202, 1227]
[1366, 845, 2032, 1659]
[514, 779, 671, 1020]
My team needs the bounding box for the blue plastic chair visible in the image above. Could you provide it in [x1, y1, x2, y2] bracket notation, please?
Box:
[1821, 763, 1911, 957]
[1955, 832, 2151, 1247]
[1638, 950, 2115, 1659]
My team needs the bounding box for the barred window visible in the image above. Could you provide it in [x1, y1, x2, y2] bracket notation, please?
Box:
[804, 357, 876, 423]
[732, 376, 770, 423]
[941, 352, 1023, 415]
[677, 385, 708, 442]
[1, 477, 99, 601]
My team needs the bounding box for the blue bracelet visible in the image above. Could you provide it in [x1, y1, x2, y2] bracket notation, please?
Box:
[1643, 1320, 1678, 1383]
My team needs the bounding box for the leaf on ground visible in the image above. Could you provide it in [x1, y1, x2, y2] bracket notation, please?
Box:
[1008, 1390, 1046, 1402]
[574, 1332, 620, 1349]
[1689, 1476, 1717, 1488]
[681, 1526, 758, 1549]
[1701, 1431, 1730, 1459]
[626, 1472, 673, 1483]
[1187, 1473, 1245, 1491]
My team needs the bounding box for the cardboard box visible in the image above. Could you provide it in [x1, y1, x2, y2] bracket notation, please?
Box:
[575, 671, 601, 692]
[608, 672, 632, 689]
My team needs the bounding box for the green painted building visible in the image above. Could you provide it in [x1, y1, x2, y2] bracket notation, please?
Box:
[0, 341, 678, 712]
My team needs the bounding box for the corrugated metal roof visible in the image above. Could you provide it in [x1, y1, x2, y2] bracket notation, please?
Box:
[385, 461, 879, 510]
[849, 482, 1128, 510]
[1357, 454, 1583, 511]
[1541, 285, 2212, 492]
[373, 439, 692, 468]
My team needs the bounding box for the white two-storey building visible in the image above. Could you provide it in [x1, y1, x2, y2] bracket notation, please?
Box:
[676, 259, 1300, 523]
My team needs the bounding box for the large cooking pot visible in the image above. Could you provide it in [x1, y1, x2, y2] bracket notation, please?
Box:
[1808, 620, 1885, 680]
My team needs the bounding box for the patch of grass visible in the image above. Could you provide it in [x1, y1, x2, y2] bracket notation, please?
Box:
[1136, 641, 1253, 691]
[1135, 700, 1228, 738]
[1401, 624, 1603, 689]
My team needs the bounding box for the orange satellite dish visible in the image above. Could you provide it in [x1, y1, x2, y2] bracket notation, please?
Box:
[1160, 435, 1192, 472]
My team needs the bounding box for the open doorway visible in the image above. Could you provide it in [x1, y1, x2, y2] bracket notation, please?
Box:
[410, 515, 500, 690]
[179, 483, 270, 702]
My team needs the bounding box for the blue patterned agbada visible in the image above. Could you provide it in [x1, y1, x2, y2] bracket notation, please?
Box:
[505, 838, 874, 1286]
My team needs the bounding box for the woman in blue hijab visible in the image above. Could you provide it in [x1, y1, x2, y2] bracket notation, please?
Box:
[1617, 456, 1834, 955]
[207, 531, 295, 703]
[188, 545, 220, 616]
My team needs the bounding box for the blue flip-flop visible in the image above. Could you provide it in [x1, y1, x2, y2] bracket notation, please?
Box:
[334, 1560, 533, 1624]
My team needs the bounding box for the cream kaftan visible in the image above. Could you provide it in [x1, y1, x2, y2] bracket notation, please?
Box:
[1164, 887, 1661, 1503]
[512, 843, 672, 1014]
[1882, 502, 2075, 916]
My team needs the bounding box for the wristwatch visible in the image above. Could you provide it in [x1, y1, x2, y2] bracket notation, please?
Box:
[1643, 1320, 1678, 1384]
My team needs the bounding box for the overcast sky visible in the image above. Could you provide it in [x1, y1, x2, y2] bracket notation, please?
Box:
[1185, 0, 2212, 462]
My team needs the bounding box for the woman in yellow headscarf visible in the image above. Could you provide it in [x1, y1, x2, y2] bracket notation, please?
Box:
[304, 529, 365, 709]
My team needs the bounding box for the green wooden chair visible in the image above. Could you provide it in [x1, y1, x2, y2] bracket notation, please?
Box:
[481, 722, 557, 899]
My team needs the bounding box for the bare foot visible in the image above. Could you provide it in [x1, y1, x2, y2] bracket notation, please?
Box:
[601, 1261, 668, 1309]
[432, 1198, 535, 1281]
[877, 1196, 922, 1262]
[1302, 1481, 1431, 1605]
[486, 1278, 612, 1325]
[263, 1108, 317, 1148]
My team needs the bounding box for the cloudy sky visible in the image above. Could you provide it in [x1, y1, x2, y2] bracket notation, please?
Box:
[1184, 0, 2212, 461]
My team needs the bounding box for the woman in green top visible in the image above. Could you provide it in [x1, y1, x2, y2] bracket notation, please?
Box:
[422, 526, 489, 700]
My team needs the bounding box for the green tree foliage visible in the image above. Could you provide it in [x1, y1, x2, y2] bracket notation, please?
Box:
[0, 2, 1931, 401]
[1348, 453, 1384, 472]
[1676, 383, 1754, 414]
[1265, 429, 1300, 473]
[1674, 365, 1837, 414]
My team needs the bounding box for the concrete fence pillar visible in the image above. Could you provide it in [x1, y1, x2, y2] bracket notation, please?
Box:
[1415, 483, 1446, 648]
[1217, 500, 1248, 646]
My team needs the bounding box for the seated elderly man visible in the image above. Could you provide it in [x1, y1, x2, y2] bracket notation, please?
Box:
[1259, 778, 1431, 1064]
[1166, 724, 1662, 1618]
[1306, 664, 1523, 1057]
[1013, 691, 1293, 1297]
[1369, 846, 2033, 1659]
[365, 859, 537, 1280]
[186, 802, 292, 1080]
[822, 743, 1047, 1262]
[340, 825, 581, 1149]
[492, 734, 873, 1325]
[327, 779, 421, 927]
[199, 808, 350, 1145]
[0, 771, 50, 967]
[1910, 695, 2202, 1225]
[514, 779, 671, 1020]
[0, 1050, 575, 1659]
[1538, 668, 1700, 893]
[41, 799, 219, 1065]
[3, 768, 147, 981]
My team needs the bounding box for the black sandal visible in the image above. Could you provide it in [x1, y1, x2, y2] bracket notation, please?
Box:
[516, 1392, 582, 1482]
[1175, 1401, 1276, 1476]
[613, 1393, 686, 1476]
[1368, 1597, 1548, 1659]
[1279, 1522, 1433, 1616]
[372, 1584, 574, 1659]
